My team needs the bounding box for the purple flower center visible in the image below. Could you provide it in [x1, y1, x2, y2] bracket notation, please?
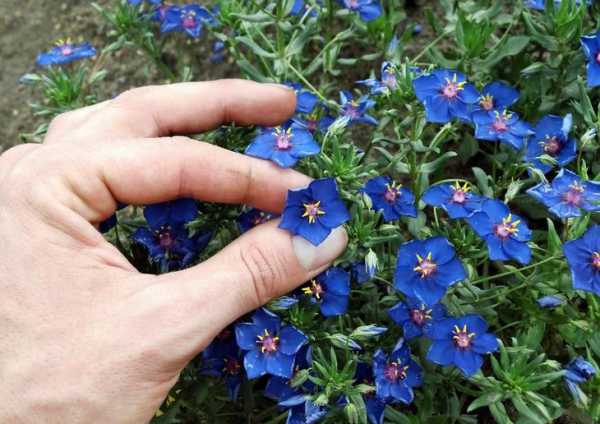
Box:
[383, 185, 399, 203]
[492, 115, 509, 133]
[157, 226, 176, 249]
[344, 102, 360, 119]
[223, 357, 241, 375]
[346, 0, 359, 9]
[410, 307, 431, 326]
[302, 201, 325, 224]
[306, 119, 318, 132]
[563, 183, 584, 206]
[452, 189, 467, 204]
[302, 279, 325, 299]
[384, 361, 408, 382]
[182, 11, 197, 28]
[257, 329, 279, 354]
[275, 128, 293, 150]
[479, 94, 494, 111]
[592, 252, 600, 270]
[543, 136, 562, 155]
[596, 52, 600, 64]
[414, 253, 437, 278]
[382, 71, 397, 89]
[442, 82, 459, 99]
[452, 324, 475, 350]
[493, 214, 519, 240]
[60, 45, 74, 56]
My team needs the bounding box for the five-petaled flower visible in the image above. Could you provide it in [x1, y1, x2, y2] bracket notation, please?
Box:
[393, 236, 466, 305]
[564, 356, 597, 403]
[527, 169, 600, 219]
[360, 176, 417, 222]
[161, 5, 213, 38]
[466, 199, 532, 265]
[131, 198, 211, 271]
[339, 0, 382, 22]
[237, 208, 277, 233]
[264, 345, 313, 404]
[525, 114, 577, 174]
[301, 267, 350, 317]
[426, 314, 499, 377]
[472, 81, 520, 115]
[422, 181, 484, 219]
[581, 30, 600, 88]
[339, 91, 378, 126]
[245, 120, 320, 168]
[279, 178, 350, 246]
[36, 39, 96, 67]
[563, 225, 600, 296]
[412, 68, 479, 124]
[353, 363, 387, 424]
[472, 109, 533, 151]
[373, 339, 422, 404]
[286, 82, 319, 114]
[357, 62, 398, 96]
[201, 327, 244, 400]
[388, 298, 447, 340]
[235, 308, 308, 379]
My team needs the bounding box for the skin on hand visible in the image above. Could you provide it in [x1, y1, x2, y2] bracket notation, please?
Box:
[0, 80, 347, 423]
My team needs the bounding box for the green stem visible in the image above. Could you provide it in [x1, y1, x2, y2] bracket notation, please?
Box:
[411, 30, 451, 63]
[470, 255, 561, 287]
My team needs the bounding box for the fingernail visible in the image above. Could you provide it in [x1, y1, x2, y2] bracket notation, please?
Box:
[292, 227, 348, 271]
[266, 83, 294, 91]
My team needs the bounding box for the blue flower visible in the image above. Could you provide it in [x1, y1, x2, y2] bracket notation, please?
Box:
[472, 81, 519, 116]
[426, 314, 499, 377]
[422, 182, 484, 219]
[161, 5, 212, 38]
[286, 83, 319, 114]
[527, 169, 600, 219]
[360, 176, 417, 222]
[528, 0, 591, 10]
[353, 363, 386, 424]
[466, 199, 532, 265]
[393, 236, 466, 305]
[301, 267, 350, 317]
[563, 225, 600, 295]
[201, 328, 243, 400]
[536, 295, 565, 308]
[36, 40, 96, 67]
[412, 69, 479, 124]
[525, 114, 577, 174]
[357, 62, 398, 96]
[264, 345, 313, 403]
[350, 261, 372, 284]
[210, 40, 226, 63]
[582, 30, 600, 87]
[238, 208, 277, 233]
[373, 339, 422, 404]
[339, 0, 382, 22]
[131, 198, 211, 271]
[292, 108, 335, 135]
[291, 0, 319, 17]
[151, 3, 171, 22]
[128, 0, 162, 5]
[279, 178, 350, 246]
[339, 91, 378, 126]
[235, 308, 308, 379]
[472, 109, 533, 150]
[388, 298, 447, 340]
[245, 121, 320, 168]
[279, 396, 328, 424]
[564, 356, 596, 402]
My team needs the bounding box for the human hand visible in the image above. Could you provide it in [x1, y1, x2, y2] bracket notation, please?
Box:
[0, 80, 347, 423]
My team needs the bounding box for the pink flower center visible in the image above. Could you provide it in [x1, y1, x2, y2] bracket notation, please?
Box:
[346, 0, 359, 9]
[384, 185, 398, 203]
[306, 119, 318, 132]
[596, 52, 600, 64]
[492, 116, 508, 132]
[182, 12, 197, 28]
[563, 184, 584, 206]
[223, 358, 241, 375]
[382, 72, 397, 89]
[302, 279, 325, 299]
[384, 362, 408, 382]
[302, 201, 325, 224]
[257, 330, 279, 354]
[410, 308, 430, 326]
[442, 82, 459, 99]
[493, 214, 519, 240]
[543, 137, 561, 155]
[344, 102, 360, 118]
[452, 325, 475, 350]
[275, 131, 292, 150]
[592, 252, 600, 270]
[480, 95, 494, 111]
[414, 253, 437, 278]
[157, 226, 176, 249]
[60, 45, 74, 56]
[452, 189, 467, 204]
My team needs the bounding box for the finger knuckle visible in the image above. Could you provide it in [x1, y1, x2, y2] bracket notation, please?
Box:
[48, 110, 78, 130]
[239, 243, 285, 307]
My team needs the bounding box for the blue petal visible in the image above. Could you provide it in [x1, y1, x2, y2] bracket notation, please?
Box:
[425, 95, 451, 123]
[235, 323, 259, 351]
[279, 326, 308, 355]
[503, 237, 532, 265]
[266, 351, 295, 378]
[321, 293, 348, 316]
[454, 349, 483, 377]
[472, 333, 499, 354]
[426, 340, 455, 366]
[244, 350, 267, 379]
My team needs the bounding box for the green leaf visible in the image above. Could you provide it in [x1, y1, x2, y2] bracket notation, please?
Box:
[468, 391, 505, 412]
[420, 151, 458, 173]
[480, 36, 530, 68]
[236, 36, 277, 58]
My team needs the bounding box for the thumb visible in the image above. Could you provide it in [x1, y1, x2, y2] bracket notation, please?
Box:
[153, 219, 347, 346]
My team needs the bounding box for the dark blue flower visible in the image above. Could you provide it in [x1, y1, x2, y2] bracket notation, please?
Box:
[238, 208, 277, 233]
[279, 178, 350, 246]
[563, 225, 600, 295]
[209, 40, 226, 63]
[131, 198, 211, 271]
[201, 327, 243, 400]
[357, 62, 398, 96]
[472, 81, 519, 115]
[339, 91, 378, 126]
[151, 3, 171, 22]
[422, 182, 484, 219]
[286, 83, 319, 114]
[291, 0, 319, 17]
[36, 40, 96, 67]
[292, 108, 335, 134]
[264, 345, 313, 403]
[525, 114, 577, 174]
[472, 109, 533, 150]
[426, 315, 498, 377]
[527, 169, 600, 219]
[279, 396, 328, 424]
[528, 0, 591, 10]
[235, 308, 308, 379]
[350, 261, 372, 284]
[360, 176, 417, 222]
[301, 267, 350, 317]
[536, 295, 565, 308]
[394, 236, 466, 305]
[388, 298, 446, 340]
[128, 0, 162, 5]
[245, 120, 320, 168]
[466, 199, 532, 265]
[339, 0, 382, 22]
[373, 339, 422, 404]
[412, 69, 479, 124]
[564, 356, 596, 402]
[353, 363, 386, 424]
[582, 30, 600, 87]
[161, 5, 212, 38]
